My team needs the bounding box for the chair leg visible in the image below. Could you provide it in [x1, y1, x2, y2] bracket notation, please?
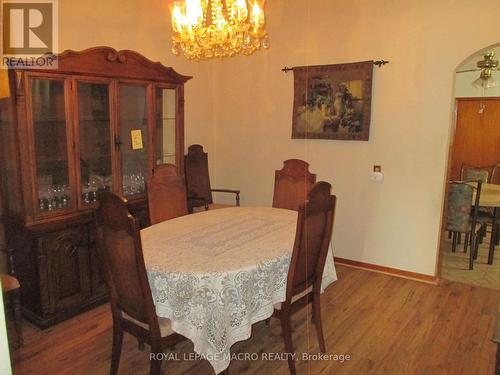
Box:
[496, 344, 500, 375]
[310, 300, 315, 323]
[110, 324, 124, 375]
[452, 232, 457, 252]
[480, 225, 487, 243]
[474, 226, 483, 260]
[495, 224, 499, 245]
[457, 233, 462, 244]
[464, 233, 469, 253]
[11, 290, 23, 347]
[150, 345, 163, 375]
[312, 294, 326, 353]
[448, 230, 452, 239]
[138, 338, 145, 351]
[280, 314, 296, 375]
[469, 234, 477, 270]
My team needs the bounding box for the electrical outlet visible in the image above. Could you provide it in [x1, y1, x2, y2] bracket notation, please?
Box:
[373, 165, 382, 173]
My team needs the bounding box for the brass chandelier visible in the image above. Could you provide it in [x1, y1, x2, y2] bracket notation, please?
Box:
[169, 0, 269, 60]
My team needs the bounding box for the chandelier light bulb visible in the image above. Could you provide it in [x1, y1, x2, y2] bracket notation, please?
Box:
[169, 0, 269, 60]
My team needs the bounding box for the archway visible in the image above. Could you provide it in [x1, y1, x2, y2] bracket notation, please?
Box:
[438, 43, 500, 289]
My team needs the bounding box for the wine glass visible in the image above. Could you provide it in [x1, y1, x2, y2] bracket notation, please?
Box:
[38, 188, 47, 211]
[90, 178, 98, 202]
[82, 182, 90, 204]
[61, 184, 69, 207]
[47, 187, 55, 211]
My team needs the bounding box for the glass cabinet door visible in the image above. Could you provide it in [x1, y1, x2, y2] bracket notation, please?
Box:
[75, 81, 113, 208]
[30, 77, 73, 216]
[155, 87, 177, 166]
[118, 83, 149, 197]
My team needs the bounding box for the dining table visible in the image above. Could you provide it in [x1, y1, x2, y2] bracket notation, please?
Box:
[472, 182, 500, 264]
[140, 206, 337, 374]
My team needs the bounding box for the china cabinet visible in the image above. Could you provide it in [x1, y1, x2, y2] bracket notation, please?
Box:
[0, 47, 191, 327]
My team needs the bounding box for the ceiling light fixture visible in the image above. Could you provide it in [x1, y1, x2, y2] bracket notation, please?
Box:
[471, 51, 499, 89]
[169, 0, 270, 60]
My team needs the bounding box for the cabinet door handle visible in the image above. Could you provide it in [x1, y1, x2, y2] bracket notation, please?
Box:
[114, 135, 123, 147]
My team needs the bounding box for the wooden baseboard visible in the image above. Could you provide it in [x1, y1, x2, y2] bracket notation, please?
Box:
[334, 257, 439, 285]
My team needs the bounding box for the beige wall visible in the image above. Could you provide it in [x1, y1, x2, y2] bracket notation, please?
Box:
[2, 0, 499, 277]
[210, 0, 500, 276]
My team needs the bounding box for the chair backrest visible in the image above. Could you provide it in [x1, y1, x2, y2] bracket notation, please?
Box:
[446, 181, 482, 233]
[147, 164, 189, 225]
[492, 164, 500, 184]
[286, 182, 335, 300]
[272, 159, 317, 211]
[184, 144, 213, 207]
[94, 192, 159, 331]
[461, 164, 496, 183]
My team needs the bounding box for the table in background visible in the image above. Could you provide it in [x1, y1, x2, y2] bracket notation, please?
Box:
[140, 207, 337, 374]
[473, 183, 500, 264]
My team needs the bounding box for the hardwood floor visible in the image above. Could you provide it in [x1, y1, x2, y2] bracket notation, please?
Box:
[7, 265, 499, 375]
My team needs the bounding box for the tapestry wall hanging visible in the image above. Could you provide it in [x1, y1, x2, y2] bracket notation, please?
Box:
[291, 61, 373, 141]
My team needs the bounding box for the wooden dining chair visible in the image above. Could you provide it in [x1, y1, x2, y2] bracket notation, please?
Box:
[95, 192, 185, 375]
[146, 164, 190, 225]
[461, 163, 497, 183]
[492, 164, 500, 184]
[272, 159, 316, 211]
[271, 181, 336, 375]
[448, 164, 498, 244]
[445, 181, 483, 269]
[184, 144, 240, 211]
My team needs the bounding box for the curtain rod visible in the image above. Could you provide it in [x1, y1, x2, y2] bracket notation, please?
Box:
[281, 60, 389, 73]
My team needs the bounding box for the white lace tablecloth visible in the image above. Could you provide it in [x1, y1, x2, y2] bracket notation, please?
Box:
[140, 207, 337, 374]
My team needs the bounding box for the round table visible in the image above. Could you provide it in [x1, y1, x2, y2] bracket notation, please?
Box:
[140, 207, 337, 374]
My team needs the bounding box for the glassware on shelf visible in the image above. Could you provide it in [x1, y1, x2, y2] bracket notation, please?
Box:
[81, 175, 113, 204]
[82, 183, 91, 204]
[37, 184, 71, 212]
[61, 184, 69, 207]
[89, 177, 98, 202]
[47, 187, 55, 211]
[122, 172, 146, 196]
[38, 187, 48, 212]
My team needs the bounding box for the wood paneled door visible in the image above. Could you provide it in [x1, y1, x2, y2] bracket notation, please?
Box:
[451, 98, 500, 183]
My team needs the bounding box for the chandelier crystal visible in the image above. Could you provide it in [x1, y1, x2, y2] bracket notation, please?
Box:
[169, 0, 270, 60]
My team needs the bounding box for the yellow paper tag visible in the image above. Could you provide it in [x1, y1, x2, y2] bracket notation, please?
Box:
[131, 129, 143, 150]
